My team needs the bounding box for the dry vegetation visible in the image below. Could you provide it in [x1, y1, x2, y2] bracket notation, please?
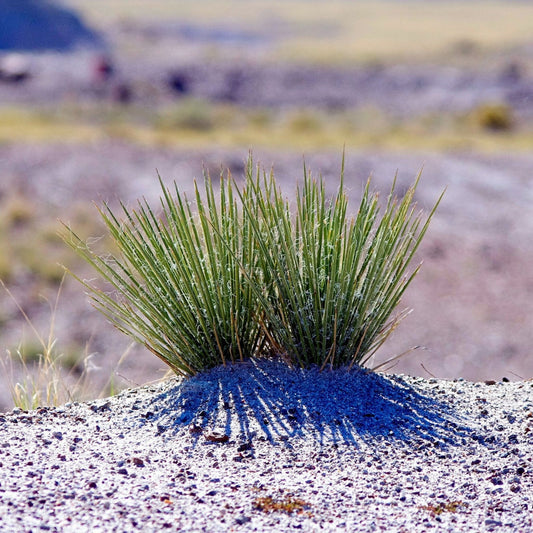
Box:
[0, 100, 531, 153]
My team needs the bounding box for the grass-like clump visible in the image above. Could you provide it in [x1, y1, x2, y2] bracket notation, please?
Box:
[0, 276, 92, 410]
[243, 159, 441, 369]
[62, 155, 441, 376]
[63, 171, 266, 376]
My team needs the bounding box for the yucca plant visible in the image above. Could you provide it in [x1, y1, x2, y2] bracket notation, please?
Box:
[62, 171, 266, 377]
[239, 158, 443, 370]
[63, 154, 441, 378]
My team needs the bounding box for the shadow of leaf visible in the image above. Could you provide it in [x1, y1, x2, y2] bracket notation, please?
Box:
[146, 359, 476, 449]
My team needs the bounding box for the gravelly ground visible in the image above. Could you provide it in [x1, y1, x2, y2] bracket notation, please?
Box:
[0, 360, 532, 532]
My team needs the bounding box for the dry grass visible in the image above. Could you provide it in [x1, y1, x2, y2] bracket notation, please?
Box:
[0, 276, 81, 410]
[0, 108, 100, 144]
[1, 103, 532, 153]
[0, 273, 139, 411]
[0, 194, 123, 410]
[253, 495, 312, 515]
[420, 500, 468, 517]
[0, 193, 103, 285]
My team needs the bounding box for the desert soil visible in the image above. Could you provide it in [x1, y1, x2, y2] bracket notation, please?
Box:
[1, 361, 532, 532]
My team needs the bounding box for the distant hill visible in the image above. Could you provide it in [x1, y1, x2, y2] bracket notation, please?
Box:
[0, 0, 103, 51]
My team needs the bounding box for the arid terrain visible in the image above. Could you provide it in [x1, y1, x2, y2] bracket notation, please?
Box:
[1, 0, 533, 410]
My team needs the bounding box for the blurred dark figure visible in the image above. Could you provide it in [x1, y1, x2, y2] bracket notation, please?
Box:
[92, 54, 114, 84]
[91, 54, 133, 105]
[168, 71, 189, 95]
[220, 67, 245, 102]
[499, 61, 523, 84]
[112, 82, 133, 104]
[0, 53, 31, 83]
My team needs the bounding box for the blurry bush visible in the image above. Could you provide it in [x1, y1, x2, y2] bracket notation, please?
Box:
[473, 102, 514, 132]
[158, 99, 215, 132]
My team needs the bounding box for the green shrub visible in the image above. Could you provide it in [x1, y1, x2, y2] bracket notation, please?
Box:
[241, 158, 442, 369]
[62, 155, 441, 376]
[62, 169, 266, 376]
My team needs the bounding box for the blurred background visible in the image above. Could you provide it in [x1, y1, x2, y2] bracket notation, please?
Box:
[1, 0, 533, 410]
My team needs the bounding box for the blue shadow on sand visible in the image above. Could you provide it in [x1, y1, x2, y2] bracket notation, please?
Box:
[146, 359, 477, 449]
